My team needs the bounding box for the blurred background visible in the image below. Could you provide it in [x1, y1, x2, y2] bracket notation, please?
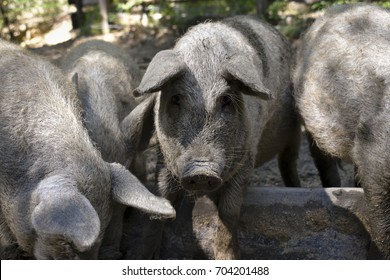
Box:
[1, 0, 389, 48]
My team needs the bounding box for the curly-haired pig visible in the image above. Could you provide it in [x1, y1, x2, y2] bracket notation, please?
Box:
[294, 4, 390, 258]
[0, 39, 175, 260]
[122, 15, 301, 259]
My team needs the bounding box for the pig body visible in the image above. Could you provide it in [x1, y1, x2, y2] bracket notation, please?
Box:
[0, 40, 175, 259]
[126, 16, 300, 259]
[294, 4, 390, 258]
[61, 40, 142, 166]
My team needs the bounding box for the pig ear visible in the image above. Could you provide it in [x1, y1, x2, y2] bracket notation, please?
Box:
[31, 176, 100, 251]
[109, 163, 176, 219]
[120, 94, 155, 152]
[222, 55, 272, 100]
[133, 50, 187, 97]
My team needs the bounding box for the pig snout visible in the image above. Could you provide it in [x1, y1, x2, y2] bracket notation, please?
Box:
[180, 161, 223, 192]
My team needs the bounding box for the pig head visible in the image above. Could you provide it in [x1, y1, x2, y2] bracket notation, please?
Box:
[127, 48, 271, 193]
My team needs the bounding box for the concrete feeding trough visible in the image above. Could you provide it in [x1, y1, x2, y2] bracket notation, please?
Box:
[123, 187, 371, 259]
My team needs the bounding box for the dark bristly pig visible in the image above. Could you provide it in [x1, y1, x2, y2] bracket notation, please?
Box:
[122, 15, 301, 259]
[294, 4, 390, 258]
[0, 39, 175, 260]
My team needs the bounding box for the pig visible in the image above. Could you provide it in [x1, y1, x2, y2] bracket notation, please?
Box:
[0, 39, 175, 260]
[61, 40, 142, 164]
[294, 4, 390, 258]
[122, 15, 301, 259]
[60, 40, 145, 259]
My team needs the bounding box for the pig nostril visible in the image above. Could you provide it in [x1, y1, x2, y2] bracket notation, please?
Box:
[181, 173, 222, 192]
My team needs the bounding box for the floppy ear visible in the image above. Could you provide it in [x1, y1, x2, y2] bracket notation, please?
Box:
[222, 55, 272, 100]
[109, 163, 176, 219]
[133, 50, 187, 97]
[120, 94, 155, 153]
[31, 176, 100, 252]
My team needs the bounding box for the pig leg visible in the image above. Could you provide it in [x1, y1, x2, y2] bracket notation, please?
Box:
[135, 219, 165, 259]
[355, 120, 390, 259]
[170, 193, 196, 241]
[124, 167, 181, 259]
[210, 171, 247, 260]
[278, 127, 301, 187]
[307, 132, 341, 187]
[355, 149, 390, 259]
[362, 179, 390, 259]
[99, 203, 126, 259]
[121, 208, 165, 259]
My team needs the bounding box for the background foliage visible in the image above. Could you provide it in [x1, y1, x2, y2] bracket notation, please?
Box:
[0, 0, 389, 44]
[0, 0, 67, 41]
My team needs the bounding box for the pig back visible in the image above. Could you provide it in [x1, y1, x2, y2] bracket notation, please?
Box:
[294, 4, 390, 161]
[0, 44, 108, 202]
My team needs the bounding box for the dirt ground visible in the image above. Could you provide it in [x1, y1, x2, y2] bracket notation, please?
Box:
[31, 26, 355, 189]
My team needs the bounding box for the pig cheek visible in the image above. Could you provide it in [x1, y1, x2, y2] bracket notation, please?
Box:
[163, 139, 186, 178]
[219, 118, 249, 176]
[157, 113, 187, 177]
[156, 126, 184, 178]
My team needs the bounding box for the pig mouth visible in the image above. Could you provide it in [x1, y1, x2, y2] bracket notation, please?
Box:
[180, 162, 223, 192]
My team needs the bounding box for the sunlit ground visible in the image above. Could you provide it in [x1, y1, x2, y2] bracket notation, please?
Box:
[22, 12, 157, 48]
[43, 18, 74, 46]
[23, 14, 76, 48]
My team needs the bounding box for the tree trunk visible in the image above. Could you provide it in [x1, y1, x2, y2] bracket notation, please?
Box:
[99, 0, 110, 35]
[0, 1, 15, 41]
[69, 0, 85, 29]
[255, 0, 276, 17]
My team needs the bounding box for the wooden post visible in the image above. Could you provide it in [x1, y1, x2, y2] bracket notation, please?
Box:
[99, 0, 110, 34]
[0, 0, 15, 40]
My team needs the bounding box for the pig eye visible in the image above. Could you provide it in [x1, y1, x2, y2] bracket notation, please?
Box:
[220, 95, 236, 115]
[171, 94, 181, 106]
[221, 95, 233, 108]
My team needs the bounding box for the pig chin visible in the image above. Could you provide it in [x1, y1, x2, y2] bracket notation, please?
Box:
[178, 160, 224, 192]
